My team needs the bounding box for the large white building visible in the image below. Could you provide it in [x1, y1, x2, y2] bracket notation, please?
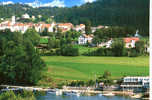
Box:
[121, 76, 149, 92]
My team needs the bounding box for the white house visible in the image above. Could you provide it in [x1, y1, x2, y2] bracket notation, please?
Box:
[22, 13, 30, 19]
[78, 34, 94, 45]
[123, 37, 139, 48]
[121, 76, 149, 92]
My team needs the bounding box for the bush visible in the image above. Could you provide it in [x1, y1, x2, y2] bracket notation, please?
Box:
[61, 45, 79, 56]
[128, 48, 138, 57]
[111, 39, 125, 56]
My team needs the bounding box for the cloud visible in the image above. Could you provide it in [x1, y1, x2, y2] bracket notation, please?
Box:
[41, 0, 65, 7]
[82, 0, 96, 3]
[0, 1, 14, 5]
[26, 0, 65, 8]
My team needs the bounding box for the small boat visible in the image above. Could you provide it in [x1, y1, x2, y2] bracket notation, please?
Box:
[56, 90, 63, 96]
[102, 93, 115, 96]
[76, 92, 81, 97]
[98, 93, 102, 96]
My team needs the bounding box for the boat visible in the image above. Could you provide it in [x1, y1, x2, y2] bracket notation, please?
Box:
[56, 90, 63, 96]
[76, 92, 81, 97]
[102, 93, 115, 96]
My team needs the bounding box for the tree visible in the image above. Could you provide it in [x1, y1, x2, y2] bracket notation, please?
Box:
[48, 38, 55, 49]
[111, 38, 125, 56]
[61, 44, 79, 56]
[135, 40, 145, 55]
[0, 31, 46, 85]
[23, 28, 40, 46]
[55, 39, 60, 48]
[41, 28, 49, 36]
[85, 20, 92, 35]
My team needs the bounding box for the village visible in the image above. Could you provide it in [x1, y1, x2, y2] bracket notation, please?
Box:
[0, 15, 149, 51]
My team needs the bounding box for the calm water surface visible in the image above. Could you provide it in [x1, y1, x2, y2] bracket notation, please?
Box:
[37, 92, 141, 100]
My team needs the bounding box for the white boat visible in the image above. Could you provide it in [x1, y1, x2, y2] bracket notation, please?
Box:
[56, 90, 63, 96]
[98, 93, 102, 96]
[76, 92, 81, 97]
[102, 93, 115, 96]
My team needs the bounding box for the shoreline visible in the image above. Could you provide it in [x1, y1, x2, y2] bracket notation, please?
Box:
[0, 85, 149, 99]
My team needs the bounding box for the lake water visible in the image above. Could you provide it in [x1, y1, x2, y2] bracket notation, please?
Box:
[36, 92, 141, 100]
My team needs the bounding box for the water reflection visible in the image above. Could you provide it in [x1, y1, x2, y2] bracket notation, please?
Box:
[37, 92, 141, 100]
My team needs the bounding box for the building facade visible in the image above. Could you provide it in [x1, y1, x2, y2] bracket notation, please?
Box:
[120, 76, 149, 92]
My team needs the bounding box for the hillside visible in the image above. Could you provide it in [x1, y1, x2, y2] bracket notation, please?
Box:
[0, 0, 149, 35]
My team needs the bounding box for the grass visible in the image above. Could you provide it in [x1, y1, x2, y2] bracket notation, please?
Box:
[40, 38, 48, 44]
[41, 56, 149, 81]
[74, 45, 98, 55]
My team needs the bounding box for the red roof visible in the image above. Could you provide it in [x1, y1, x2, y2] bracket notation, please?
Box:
[58, 23, 73, 27]
[123, 37, 139, 43]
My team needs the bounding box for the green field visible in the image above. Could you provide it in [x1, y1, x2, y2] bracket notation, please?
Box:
[42, 56, 149, 81]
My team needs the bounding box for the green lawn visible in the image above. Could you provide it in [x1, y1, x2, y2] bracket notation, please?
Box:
[40, 38, 48, 44]
[42, 56, 149, 80]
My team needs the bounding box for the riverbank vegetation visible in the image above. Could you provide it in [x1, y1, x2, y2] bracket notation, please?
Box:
[0, 90, 36, 100]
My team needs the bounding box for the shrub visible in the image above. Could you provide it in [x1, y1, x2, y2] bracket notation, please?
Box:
[128, 48, 138, 57]
[61, 45, 79, 56]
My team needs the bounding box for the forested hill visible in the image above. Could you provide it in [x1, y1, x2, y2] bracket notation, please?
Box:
[0, 0, 149, 35]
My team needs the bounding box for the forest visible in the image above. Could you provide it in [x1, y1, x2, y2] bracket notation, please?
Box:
[0, 0, 149, 36]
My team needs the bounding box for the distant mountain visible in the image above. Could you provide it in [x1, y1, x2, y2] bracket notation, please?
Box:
[0, 0, 149, 36]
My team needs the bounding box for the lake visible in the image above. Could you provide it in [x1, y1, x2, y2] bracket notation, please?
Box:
[36, 92, 141, 100]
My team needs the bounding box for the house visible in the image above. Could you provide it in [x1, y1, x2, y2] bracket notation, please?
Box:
[34, 22, 56, 33]
[22, 13, 30, 19]
[120, 76, 149, 92]
[74, 24, 85, 32]
[123, 37, 139, 48]
[78, 34, 94, 45]
[57, 23, 73, 32]
[32, 16, 36, 20]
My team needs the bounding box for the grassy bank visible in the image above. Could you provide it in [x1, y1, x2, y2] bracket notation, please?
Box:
[41, 56, 149, 81]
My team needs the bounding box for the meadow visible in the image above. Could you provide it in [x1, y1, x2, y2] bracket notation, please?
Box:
[41, 56, 149, 81]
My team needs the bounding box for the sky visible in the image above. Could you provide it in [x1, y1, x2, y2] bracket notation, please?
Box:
[0, 0, 96, 7]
